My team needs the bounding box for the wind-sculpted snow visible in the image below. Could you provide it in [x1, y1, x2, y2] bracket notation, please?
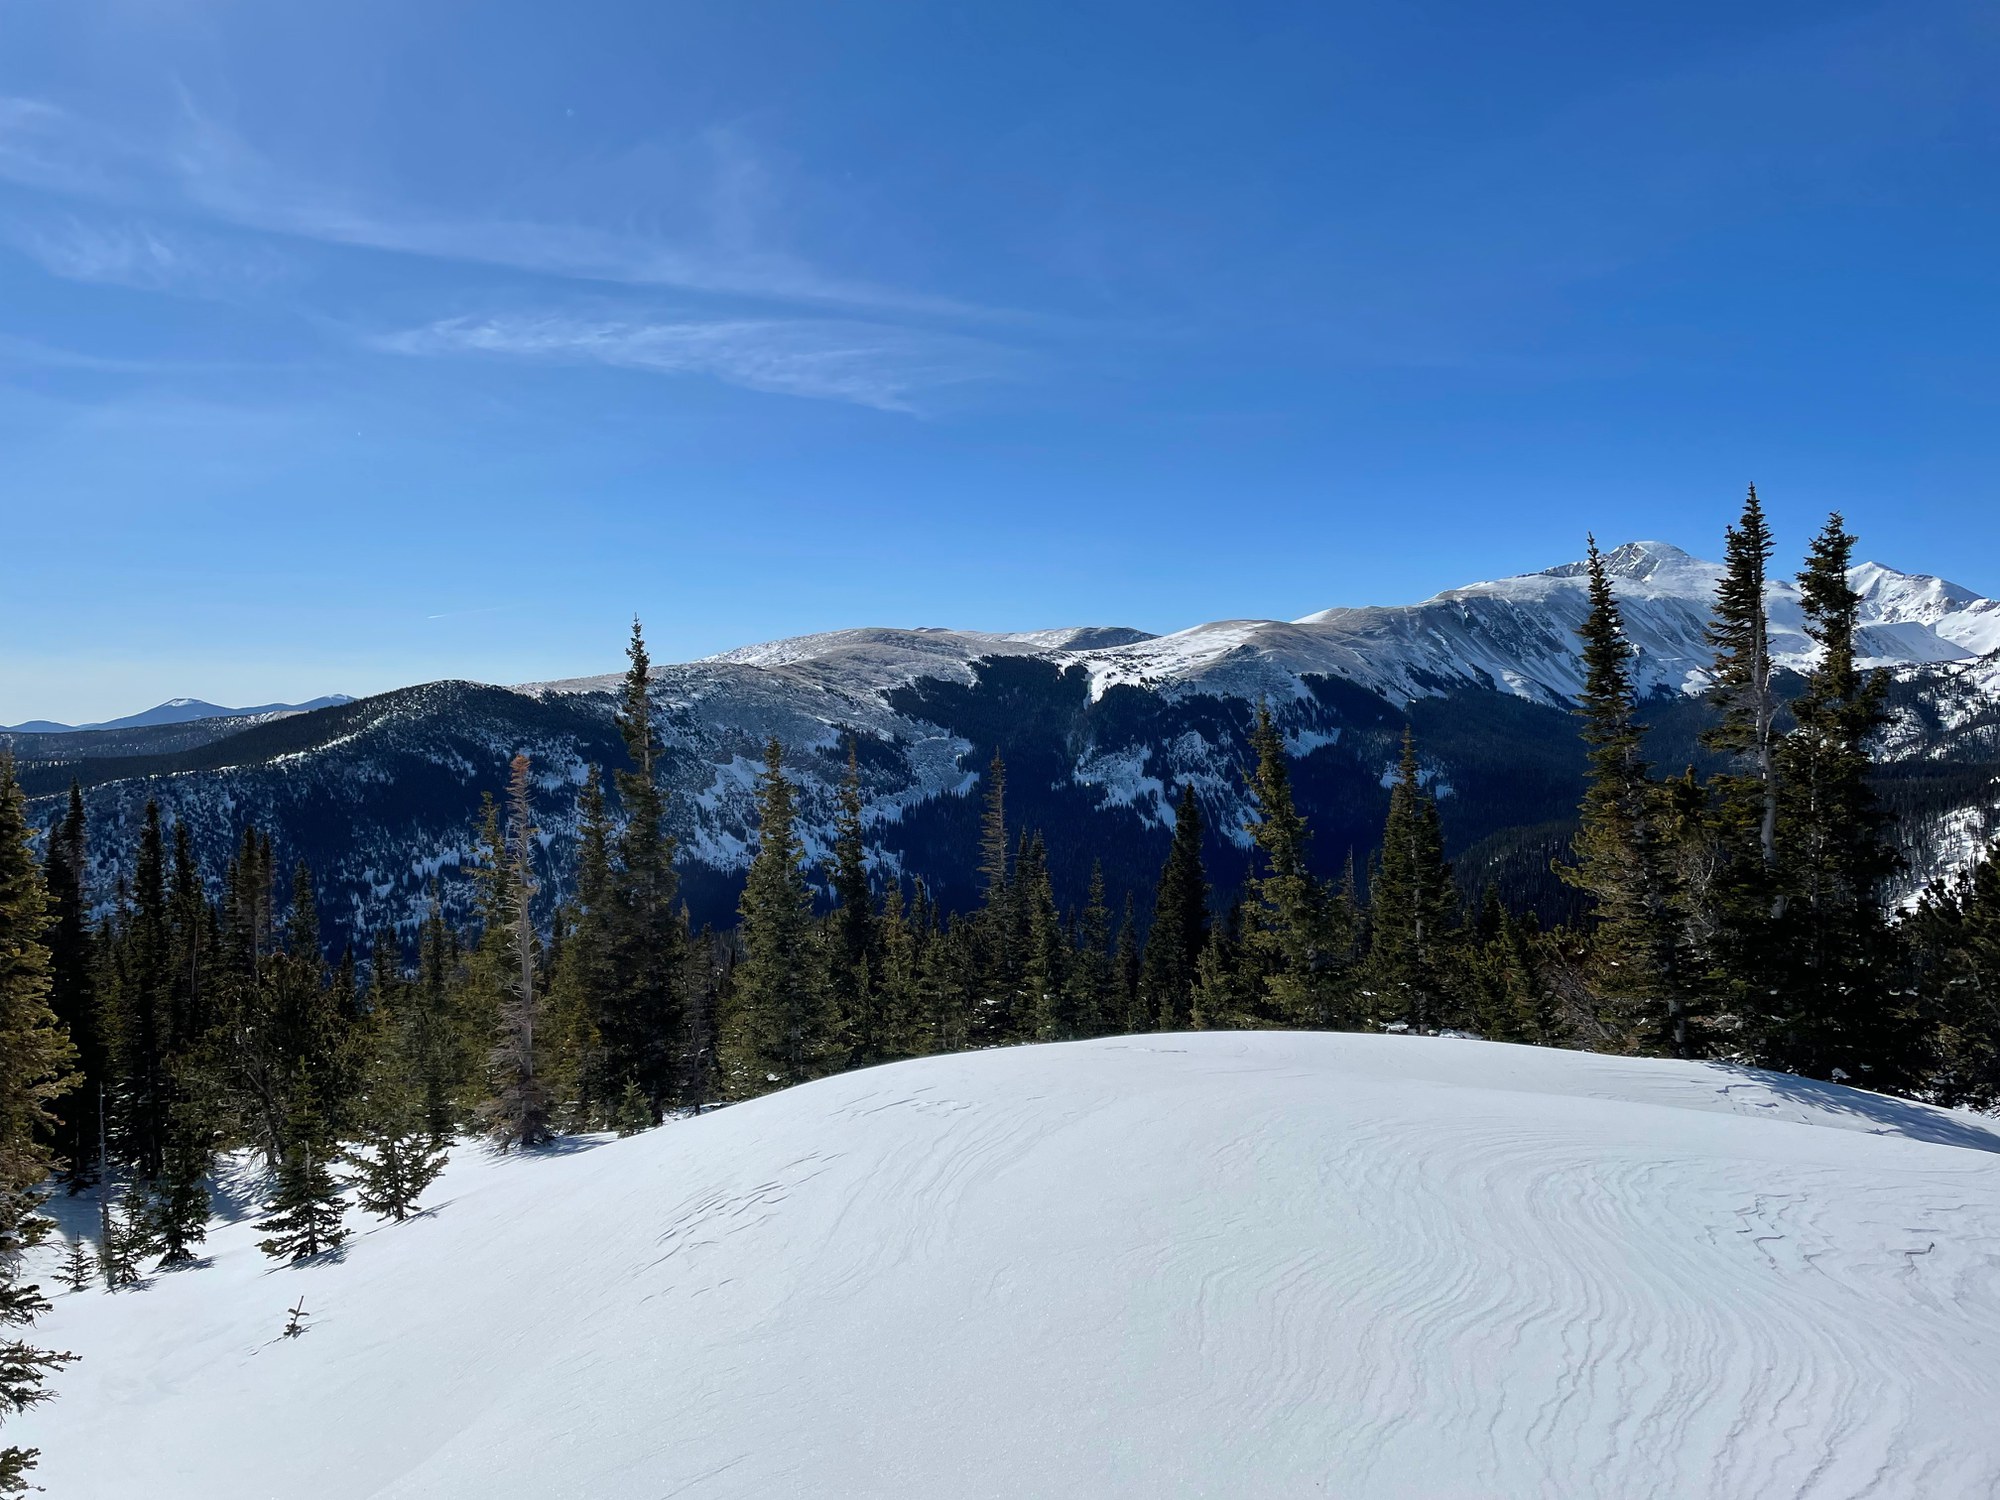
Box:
[28, 1034, 2000, 1498]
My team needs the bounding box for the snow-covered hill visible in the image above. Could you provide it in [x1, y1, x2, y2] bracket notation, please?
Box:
[25, 1033, 2000, 1498]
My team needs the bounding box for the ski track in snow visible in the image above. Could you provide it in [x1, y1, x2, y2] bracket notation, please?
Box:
[26, 1033, 2000, 1498]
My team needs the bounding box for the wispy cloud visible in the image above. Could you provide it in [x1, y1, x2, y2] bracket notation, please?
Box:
[372, 313, 1009, 412]
[5, 211, 290, 295]
[0, 93, 1006, 322]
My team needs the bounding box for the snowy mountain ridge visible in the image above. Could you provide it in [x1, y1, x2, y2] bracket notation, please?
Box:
[520, 541, 1998, 715]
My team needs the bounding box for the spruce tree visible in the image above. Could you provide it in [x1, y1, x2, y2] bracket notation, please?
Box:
[1908, 841, 2000, 1108]
[0, 756, 79, 1493]
[546, 768, 613, 1127]
[343, 1046, 448, 1222]
[55, 1238, 94, 1296]
[255, 1139, 348, 1264]
[1560, 536, 1693, 1054]
[1241, 705, 1343, 1027]
[1065, 864, 1116, 1038]
[827, 741, 881, 1064]
[1018, 836, 1069, 1040]
[486, 754, 551, 1150]
[605, 619, 685, 1114]
[1140, 786, 1210, 1031]
[1113, 895, 1144, 1032]
[727, 740, 828, 1092]
[1366, 727, 1457, 1031]
[1769, 513, 1900, 1081]
[43, 782, 99, 1192]
[1701, 486, 1786, 1022]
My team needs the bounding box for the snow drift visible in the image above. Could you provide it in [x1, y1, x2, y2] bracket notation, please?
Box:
[27, 1033, 2000, 1498]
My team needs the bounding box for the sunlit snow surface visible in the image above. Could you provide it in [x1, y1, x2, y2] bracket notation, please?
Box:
[28, 1033, 2000, 1499]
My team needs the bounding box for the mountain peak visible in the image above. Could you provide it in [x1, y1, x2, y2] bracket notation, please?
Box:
[1537, 540, 1705, 584]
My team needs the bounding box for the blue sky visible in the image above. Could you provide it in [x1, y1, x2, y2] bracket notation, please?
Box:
[2, 0, 1996, 723]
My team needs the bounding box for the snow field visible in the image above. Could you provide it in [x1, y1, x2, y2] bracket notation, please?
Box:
[25, 1031, 2000, 1498]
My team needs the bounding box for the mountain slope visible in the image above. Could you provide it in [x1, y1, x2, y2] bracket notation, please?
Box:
[24, 1033, 2000, 1499]
[15, 541, 2000, 938]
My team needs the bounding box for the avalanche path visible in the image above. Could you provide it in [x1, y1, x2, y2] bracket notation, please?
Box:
[26, 1033, 2000, 1498]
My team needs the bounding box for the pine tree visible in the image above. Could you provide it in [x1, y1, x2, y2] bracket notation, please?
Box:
[1908, 840, 2000, 1108]
[409, 890, 467, 1144]
[1113, 895, 1143, 1033]
[1018, 836, 1069, 1040]
[486, 754, 551, 1150]
[43, 782, 99, 1192]
[1140, 786, 1210, 1031]
[1559, 536, 1693, 1054]
[1701, 486, 1786, 1021]
[727, 740, 828, 1092]
[547, 767, 614, 1126]
[1241, 705, 1344, 1028]
[255, 1140, 348, 1263]
[973, 751, 1019, 1035]
[1367, 727, 1457, 1031]
[55, 1238, 94, 1296]
[827, 741, 881, 1064]
[100, 1187, 157, 1290]
[107, 799, 172, 1178]
[0, 756, 79, 1492]
[342, 1047, 448, 1222]
[605, 619, 686, 1115]
[1065, 864, 1116, 1038]
[1705, 487, 1782, 871]
[1190, 901, 1256, 1029]
[1769, 513, 1901, 1081]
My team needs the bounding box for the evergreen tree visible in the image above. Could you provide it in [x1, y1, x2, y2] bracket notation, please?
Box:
[107, 799, 172, 1178]
[255, 1140, 348, 1264]
[605, 619, 685, 1115]
[1113, 895, 1144, 1033]
[1701, 485, 1785, 1019]
[55, 1238, 94, 1296]
[0, 756, 79, 1493]
[1018, 836, 1069, 1040]
[100, 1187, 157, 1291]
[408, 890, 467, 1144]
[1907, 841, 2000, 1108]
[1367, 727, 1457, 1031]
[1559, 536, 1693, 1054]
[727, 740, 828, 1092]
[1190, 901, 1256, 1029]
[42, 782, 99, 1192]
[1065, 864, 1116, 1038]
[486, 754, 551, 1150]
[1140, 786, 1210, 1031]
[827, 741, 882, 1064]
[1241, 705, 1345, 1027]
[1705, 486, 1782, 872]
[342, 1051, 448, 1222]
[1768, 513, 1901, 1081]
[548, 767, 614, 1125]
[973, 751, 1019, 1036]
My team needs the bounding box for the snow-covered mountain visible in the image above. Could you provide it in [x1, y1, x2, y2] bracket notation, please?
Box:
[621, 541, 1997, 712]
[15, 542, 1999, 942]
[23, 1032, 2000, 1498]
[1, 694, 354, 735]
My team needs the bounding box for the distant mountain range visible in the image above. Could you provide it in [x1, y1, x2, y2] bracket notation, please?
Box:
[2, 695, 355, 735]
[12, 544, 1998, 947]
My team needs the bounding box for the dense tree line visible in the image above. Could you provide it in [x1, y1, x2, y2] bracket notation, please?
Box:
[3, 498, 1998, 1485]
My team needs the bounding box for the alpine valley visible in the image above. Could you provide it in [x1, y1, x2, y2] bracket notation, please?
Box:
[9, 541, 2000, 947]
